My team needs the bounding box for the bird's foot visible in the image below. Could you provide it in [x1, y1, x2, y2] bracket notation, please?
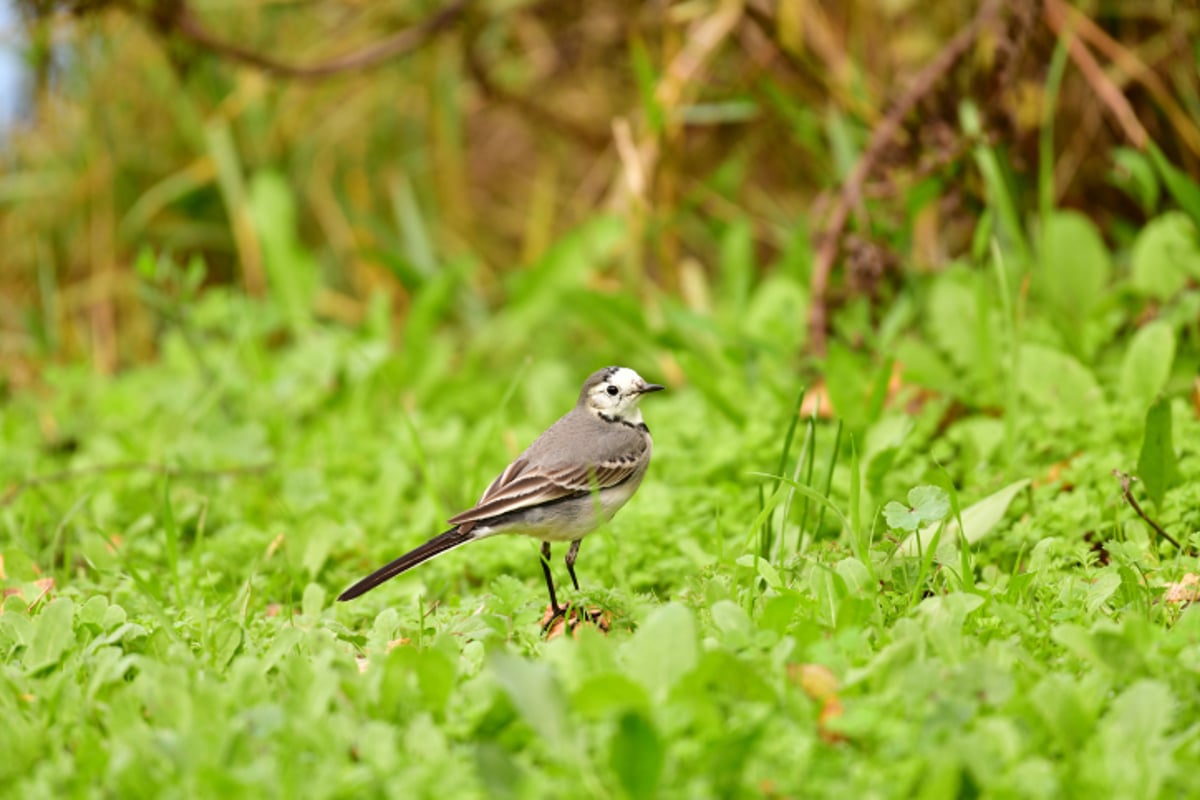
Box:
[541, 604, 611, 639]
[541, 603, 569, 633]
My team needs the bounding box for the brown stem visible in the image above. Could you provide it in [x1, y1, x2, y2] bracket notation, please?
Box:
[463, 40, 609, 151]
[156, 0, 471, 80]
[807, 0, 1004, 356]
[1043, 0, 1148, 150]
[1114, 470, 1189, 553]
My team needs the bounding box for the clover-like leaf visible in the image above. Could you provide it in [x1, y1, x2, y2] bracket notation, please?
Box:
[884, 485, 951, 532]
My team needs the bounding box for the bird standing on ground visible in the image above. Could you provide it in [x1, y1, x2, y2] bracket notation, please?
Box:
[337, 366, 663, 626]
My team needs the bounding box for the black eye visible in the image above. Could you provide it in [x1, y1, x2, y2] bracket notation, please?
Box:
[606, 385, 619, 396]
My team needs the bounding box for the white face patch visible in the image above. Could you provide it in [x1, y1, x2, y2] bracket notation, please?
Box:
[586, 367, 652, 419]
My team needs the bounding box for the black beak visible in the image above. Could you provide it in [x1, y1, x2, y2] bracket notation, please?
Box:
[639, 383, 665, 394]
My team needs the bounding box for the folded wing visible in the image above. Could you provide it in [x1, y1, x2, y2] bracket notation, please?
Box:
[447, 446, 646, 528]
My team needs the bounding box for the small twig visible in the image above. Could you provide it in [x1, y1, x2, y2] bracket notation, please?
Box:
[807, 0, 1003, 356]
[1043, 1, 1148, 150]
[1042, 0, 1200, 158]
[1114, 470, 1189, 553]
[158, 0, 470, 80]
[463, 40, 609, 151]
[2, 461, 273, 508]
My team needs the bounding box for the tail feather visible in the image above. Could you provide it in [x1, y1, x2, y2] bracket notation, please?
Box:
[337, 528, 473, 601]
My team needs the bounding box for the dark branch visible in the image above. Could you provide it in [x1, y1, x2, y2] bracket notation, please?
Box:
[463, 40, 609, 151]
[155, 0, 471, 80]
[1114, 470, 1191, 554]
[807, 0, 1004, 355]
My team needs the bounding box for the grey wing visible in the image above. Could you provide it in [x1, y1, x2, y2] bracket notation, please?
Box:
[446, 436, 649, 527]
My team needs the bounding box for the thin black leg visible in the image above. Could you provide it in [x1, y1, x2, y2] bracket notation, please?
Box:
[540, 541, 567, 630]
[565, 539, 582, 591]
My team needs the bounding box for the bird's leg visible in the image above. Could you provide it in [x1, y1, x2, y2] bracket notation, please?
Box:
[565, 539, 582, 591]
[540, 541, 568, 630]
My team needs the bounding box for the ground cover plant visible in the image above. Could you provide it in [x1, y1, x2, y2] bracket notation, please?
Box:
[4, 202, 1200, 796]
[4, 1, 1200, 798]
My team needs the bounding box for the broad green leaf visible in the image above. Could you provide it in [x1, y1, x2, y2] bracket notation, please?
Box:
[490, 652, 569, 744]
[26, 597, 75, 672]
[1037, 211, 1110, 353]
[79, 595, 109, 628]
[1085, 572, 1122, 614]
[710, 600, 754, 648]
[743, 275, 809, 352]
[610, 712, 664, 800]
[572, 674, 651, 718]
[900, 479, 1030, 555]
[1017, 343, 1103, 415]
[1118, 320, 1176, 411]
[1030, 673, 1095, 750]
[925, 272, 984, 373]
[1130, 212, 1200, 299]
[622, 603, 697, 697]
[1099, 680, 1175, 798]
[1137, 398, 1182, 508]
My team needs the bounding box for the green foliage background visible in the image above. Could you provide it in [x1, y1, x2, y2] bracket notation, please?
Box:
[3, 1, 1200, 797]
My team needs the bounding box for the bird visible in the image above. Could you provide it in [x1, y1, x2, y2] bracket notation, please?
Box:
[337, 366, 664, 627]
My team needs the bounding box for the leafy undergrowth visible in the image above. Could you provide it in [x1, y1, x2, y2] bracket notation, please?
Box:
[5, 206, 1200, 798]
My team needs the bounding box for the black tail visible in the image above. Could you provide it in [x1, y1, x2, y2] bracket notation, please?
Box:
[337, 528, 473, 601]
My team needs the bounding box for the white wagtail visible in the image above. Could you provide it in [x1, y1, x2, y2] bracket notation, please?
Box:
[337, 366, 663, 625]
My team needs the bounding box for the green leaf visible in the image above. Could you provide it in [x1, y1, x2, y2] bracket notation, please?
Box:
[823, 343, 870, 431]
[610, 712, 664, 800]
[249, 171, 319, 334]
[1085, 572, 1122, 614]
[1099, 680, 1175, 797]
[621, 603, 697, 697]
[1037, 211, 1110, 355]
[1148, 143, 1200, 227]
[1137, 398, 1182, 508]
[26, 597, 75, 673]
[883, 501, 919, 532]
[1111, 147, 1160, 213]
[710, 600, 754, 648]
[79, 595, 109, 628]
[1029, 673, 1095, 750]
[301, 583, 326, 618]
[1130, 212, 1200, 300]
[736, 555, 783, 591]
[900, 479, 1030, 556]
[884, 485, 950, 532]
[490, 652, 569, 744]
[210, 620, 243, 669]
[1017, 343, 1103, 416]
[1118, 320, 1176, 411]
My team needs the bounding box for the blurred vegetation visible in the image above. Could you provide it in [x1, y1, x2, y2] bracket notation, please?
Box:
[1, 0, 1198, 375]
[6, 2, 1200, 796]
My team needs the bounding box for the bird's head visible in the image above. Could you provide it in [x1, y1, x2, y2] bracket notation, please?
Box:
[579, 366, 664, 422]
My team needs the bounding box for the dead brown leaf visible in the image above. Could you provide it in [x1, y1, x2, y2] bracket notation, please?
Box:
[543, 605, 612, 640]
[788, 663, 846, 743]
[1164, 574, 1200, 605]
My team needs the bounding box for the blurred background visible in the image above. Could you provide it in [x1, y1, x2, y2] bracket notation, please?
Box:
[0, 0, 1196, 380]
